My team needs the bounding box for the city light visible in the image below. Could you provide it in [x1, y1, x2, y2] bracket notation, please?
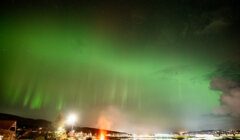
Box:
[57, 127, 65, 132]
[66, 113, 77, 130]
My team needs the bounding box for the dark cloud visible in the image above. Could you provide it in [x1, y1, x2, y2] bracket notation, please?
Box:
[211, 78, 240, 116]
[197, 19, 230, 34]
[211, 61, 240, 82]
[210, 61, 240, 119]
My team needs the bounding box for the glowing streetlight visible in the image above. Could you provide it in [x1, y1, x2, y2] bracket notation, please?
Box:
[66, 113, 77, 131]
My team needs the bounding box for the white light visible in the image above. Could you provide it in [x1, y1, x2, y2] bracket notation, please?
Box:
[155, 133, 172, 137]
[57, 127, 64, 131]
[66, 113, 77, 125]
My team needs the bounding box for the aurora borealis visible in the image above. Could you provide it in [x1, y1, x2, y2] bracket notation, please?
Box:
[1, 0, 240, 132]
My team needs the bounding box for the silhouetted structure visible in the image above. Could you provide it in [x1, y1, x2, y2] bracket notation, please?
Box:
[0, 120, 16, 140]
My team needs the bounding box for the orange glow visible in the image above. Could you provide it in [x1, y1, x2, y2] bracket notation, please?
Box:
[100, 133, 105, 140]
[99, 130, 106, 140]
[97, 115, 112, 130]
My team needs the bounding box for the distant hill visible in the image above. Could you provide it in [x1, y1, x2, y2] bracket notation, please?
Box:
[0, 113, 129, 135]
[0, 113, 52, 129]
[73, 127, 129, 135]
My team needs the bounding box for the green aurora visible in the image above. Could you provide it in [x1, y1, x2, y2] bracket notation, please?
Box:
[1, 0, 240, 132]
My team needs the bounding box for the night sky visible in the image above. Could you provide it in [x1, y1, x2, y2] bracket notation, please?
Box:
[1, 0, 240, 133]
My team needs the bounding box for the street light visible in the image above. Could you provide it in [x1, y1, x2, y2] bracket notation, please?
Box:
[66, 113, 77, 131]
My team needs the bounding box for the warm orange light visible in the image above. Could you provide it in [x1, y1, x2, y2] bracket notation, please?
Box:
[100, 133, 105, 140]
[99, 131, 106, 140]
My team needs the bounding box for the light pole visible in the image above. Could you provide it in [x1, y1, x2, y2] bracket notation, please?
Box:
[66, 113, 77, 131]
